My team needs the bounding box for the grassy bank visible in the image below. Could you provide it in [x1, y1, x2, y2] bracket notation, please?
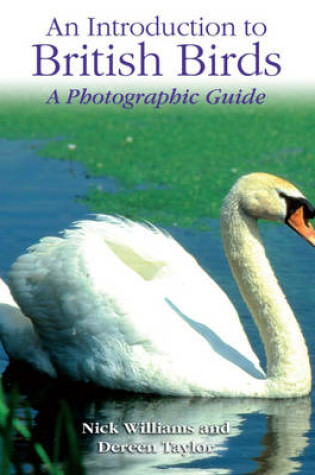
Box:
[1, 95, 315, 226]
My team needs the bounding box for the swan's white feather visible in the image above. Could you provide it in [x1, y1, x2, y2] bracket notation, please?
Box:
[8, 215, 264, 395]
[0, 278, 56, 376]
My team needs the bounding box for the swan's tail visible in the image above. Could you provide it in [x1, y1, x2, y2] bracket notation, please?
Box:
[0, 278, 56, 377]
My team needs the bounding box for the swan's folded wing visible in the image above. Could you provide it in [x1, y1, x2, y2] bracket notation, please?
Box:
[9, 216, 264, 388]
[8, 218, 197, 383]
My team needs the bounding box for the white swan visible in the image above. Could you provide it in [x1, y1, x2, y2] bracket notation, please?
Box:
[0, 172, 314, 397]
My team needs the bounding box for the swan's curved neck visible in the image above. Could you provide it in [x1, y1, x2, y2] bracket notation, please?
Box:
[220, 197, 311, 397]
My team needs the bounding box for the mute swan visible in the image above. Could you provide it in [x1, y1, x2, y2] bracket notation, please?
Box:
[0, 172, 314, 397]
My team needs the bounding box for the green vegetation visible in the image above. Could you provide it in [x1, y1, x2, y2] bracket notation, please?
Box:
[0, 381, 85, 474]
[0, 94, 315, 226]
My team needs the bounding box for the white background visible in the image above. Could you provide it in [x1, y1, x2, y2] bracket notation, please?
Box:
[0, 0, 314, 89]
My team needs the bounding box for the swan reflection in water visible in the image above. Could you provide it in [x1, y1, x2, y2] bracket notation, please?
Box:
[4, 365, 310, 475]
[81, 397, 311, 475]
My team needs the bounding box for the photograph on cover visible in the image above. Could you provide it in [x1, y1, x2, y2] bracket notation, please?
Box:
[0, 1, 315, 474]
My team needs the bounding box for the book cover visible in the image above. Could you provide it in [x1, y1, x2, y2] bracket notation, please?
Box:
[0, 1, 314, 474]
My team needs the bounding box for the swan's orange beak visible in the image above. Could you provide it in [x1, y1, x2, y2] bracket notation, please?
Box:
[287, 206, 315, 246]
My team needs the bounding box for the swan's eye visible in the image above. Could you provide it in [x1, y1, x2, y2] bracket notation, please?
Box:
[279, 192, 315, 221]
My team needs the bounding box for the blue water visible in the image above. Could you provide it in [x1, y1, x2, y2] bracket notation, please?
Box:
[0, 138, 315, 474]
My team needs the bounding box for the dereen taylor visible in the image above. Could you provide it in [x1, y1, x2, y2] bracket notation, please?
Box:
[46, 87, 266, 109]
[96, 440, 215, 456]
